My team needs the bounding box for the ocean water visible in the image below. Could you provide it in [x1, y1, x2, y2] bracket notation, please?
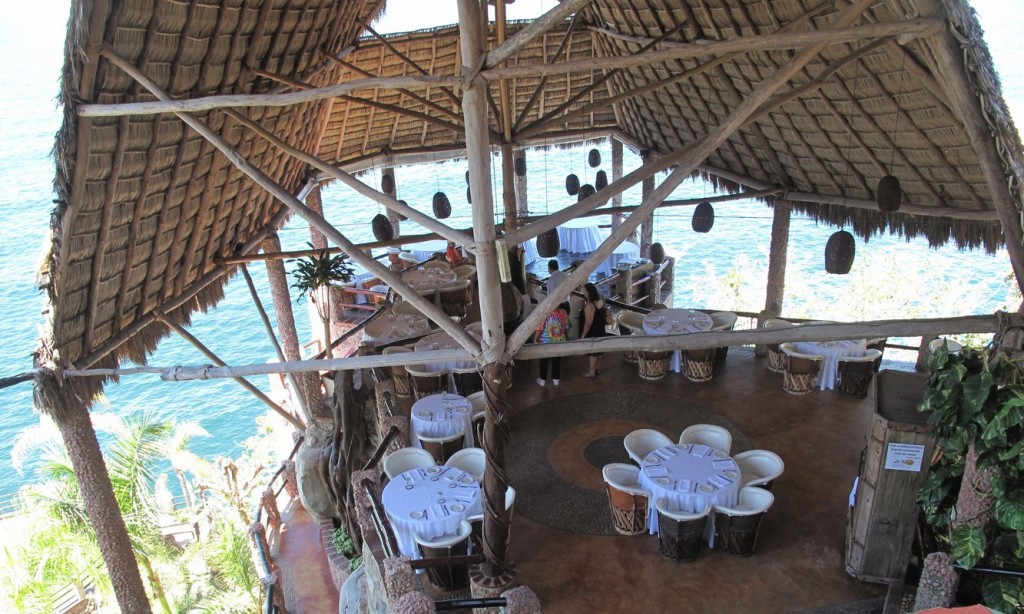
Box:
[0, 1, 1021, 500]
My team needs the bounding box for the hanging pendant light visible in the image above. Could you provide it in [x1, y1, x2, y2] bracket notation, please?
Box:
[876, 175, 902, 212]
[595, 170, 608, 190]
[432, 191, 452, 219]
[565, 173, 580, 196]
[381, 172, 395, 195]
[577, 184, 596, 201]
[537, 228, 560, 258]
[692, 202, 715, 233]
[466, 186, 472, 204]
[588, 148, 602, 168]
[650, 242, 666, 265]
[465, 170, 470, 185]
[514, 155, 527, 177]
[371, 213, 393, 242]
[825, 230, 856, 274]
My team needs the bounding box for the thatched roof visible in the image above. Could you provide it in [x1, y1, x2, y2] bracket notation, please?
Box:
[39, 0, 1024, 402]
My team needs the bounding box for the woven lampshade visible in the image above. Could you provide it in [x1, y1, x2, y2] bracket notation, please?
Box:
[465, 170, 470, 185]
[514, 155, 527, 177]
[433, 191, 452, 219]
[692, 202, 714, 233]
[595, 170, 608, 190]
[578, 184, 595, 201]
[876, 175, 902, 212]
[565, 173, 580, 196]
[466, 186, 472, 204]
[537, 228, 560, 258]
[381, 172, 395, 195]
[588, 148, 601, 168]
[825, 230, 856, 274]
[650, 242, 665, 265]
[372, 213, 393, 242]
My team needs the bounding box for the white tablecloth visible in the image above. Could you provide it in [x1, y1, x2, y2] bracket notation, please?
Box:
[557, 218, 604, 253]
[595, 241, 640, 277]
[414, 331, 479, 373]
[406, 240, 452, 263]
[410, 393, 474, 450]
[521, 240, 539, 266]
[350, 270, 377, 305]
[643, 308, 713, 373]
[363, 313, 431, 345]
[381, 466, 483, 559]
[793, 339, 867, 390]
[636, 443, 741, 543]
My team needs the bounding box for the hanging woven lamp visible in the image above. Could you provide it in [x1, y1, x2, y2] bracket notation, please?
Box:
[433, 191, 452, 219]
[466, 186, 472, 204]
[825, 230, 856, 274]
[588, 148, 601, 168]
[514, 155, 527, 177]
[372, 213, 393, 242]
[381, 172, 395, 195]
[537, 228, 560, 258]
[565, 173, 580, 196]
[577, 184, 596, 201]
[876, 175, 902, 212]
[595, 170, 608, 190]
[692, 202, 715, 233]
[465, 170, 470, 185]
[650, 242, 666, 265]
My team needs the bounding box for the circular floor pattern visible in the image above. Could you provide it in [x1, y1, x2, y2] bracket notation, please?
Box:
[507, 390, 752, 536]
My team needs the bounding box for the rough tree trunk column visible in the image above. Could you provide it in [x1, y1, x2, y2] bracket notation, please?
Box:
[36, 373, 153, 613]
[514, 148, 528, 223]
[306, 184, 328, 250]
[639, 150, 654, 257]
[610, 138, 624, 233]
[758, 201, 791, 356]
[383, 153, 401, 237]
[262, 233, 323, 420]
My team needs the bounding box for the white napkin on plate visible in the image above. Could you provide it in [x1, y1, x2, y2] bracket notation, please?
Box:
[645, 466, 669, 478]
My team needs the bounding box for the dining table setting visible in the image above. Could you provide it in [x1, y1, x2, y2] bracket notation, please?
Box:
[414, 330, 480, 373]
[557, 217, 604, 254]
[793, 339, 867, 390]
[362, 312, 431, 346]
[642, 308, 714, 372]
[409, 392, 475, 450]
[380, 464, 483, 559]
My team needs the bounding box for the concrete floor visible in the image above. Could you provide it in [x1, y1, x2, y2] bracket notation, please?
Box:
[276, 345, 895, 612]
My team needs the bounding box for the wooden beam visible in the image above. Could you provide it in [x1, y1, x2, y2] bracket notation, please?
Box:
[512, 11, 582, 132]
[324, 55, 465, 123]
[482, 19, 943, 81]
[98, 49, 481, 358]
[78, 70, 461, 118]
[486, 0, 594, 67]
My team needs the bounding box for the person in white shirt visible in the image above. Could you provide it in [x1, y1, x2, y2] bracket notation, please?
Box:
[546, 259, 570, 302]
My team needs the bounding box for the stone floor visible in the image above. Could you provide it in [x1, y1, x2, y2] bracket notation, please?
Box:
[276, 343, 909, 612]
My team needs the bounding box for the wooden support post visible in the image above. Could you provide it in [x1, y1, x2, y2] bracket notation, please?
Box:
[611, 138, 625, 233]
[383, 153, 401, 237]
[501, 142, 518, 230]
[480, 362, 513, 578]
[759, 202, 792, 356]
[639, 150, 655, 258]
[513, 148, 528, 222]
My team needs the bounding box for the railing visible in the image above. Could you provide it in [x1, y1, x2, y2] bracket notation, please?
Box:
[435, 597, 508, 611]
[362, 425, 400, 472]
[361, 478, 400, 559]
[253, 434, 306, 614]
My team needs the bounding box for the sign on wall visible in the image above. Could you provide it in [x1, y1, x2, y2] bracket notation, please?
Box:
[884, 443, 925, 472]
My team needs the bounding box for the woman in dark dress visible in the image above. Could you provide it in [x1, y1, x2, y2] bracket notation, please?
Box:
[579, 282, 606, 378]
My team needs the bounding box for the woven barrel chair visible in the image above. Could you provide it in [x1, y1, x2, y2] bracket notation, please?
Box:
[617, 311, 646, 364]
[415, 520, 472, 591]
[451, 367, 483, 397]
[780, 343, 824, 395]
[656, 500, 711, 562]
[406, 365, 448, 400]
[381, 346, 413, 398]
[418, 429, 466, 464]
[836, 349, 883, 398]
[682, 348, 716, 383]
[713, 487, 775, 557]
[638, 350, 671, 381]
[440, 279, 472, 318]
[709, 311, 738, 362]
[762, 318, 795, 373]
[602, 464, 650, 536]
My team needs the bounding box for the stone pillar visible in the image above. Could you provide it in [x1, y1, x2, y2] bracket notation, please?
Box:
[502, 586, 543, 613]
[912, 552, 958, 611]
[470, 566, 517, 613]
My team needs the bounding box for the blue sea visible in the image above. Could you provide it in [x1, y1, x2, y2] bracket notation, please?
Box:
[0, 1, 1022, 499]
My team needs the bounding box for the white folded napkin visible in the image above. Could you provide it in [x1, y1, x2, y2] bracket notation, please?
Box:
[645, 466, 669, 478]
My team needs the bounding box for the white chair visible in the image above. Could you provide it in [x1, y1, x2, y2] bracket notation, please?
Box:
[713, 486, 775, 556]
[616, 311, 646, 363]
[602, 463, 650, 536]
[421, 260, 452, 271]
[678, 424, 733, 455]
[414, 520, 473, 591]
[929, 338, 963, 355]
[623, 429, 673, 465]
[381, 346, 414, 397]
[655, 499, 711, 561]
[762, 318, 795, 373]
[445, 447, 485, 481]
[398, 252, 419, 264]
[733, 450, 785, 490]
[709, 311, 738, 361]
[779, 343, 824, 395]
[382, 447, 436, 480]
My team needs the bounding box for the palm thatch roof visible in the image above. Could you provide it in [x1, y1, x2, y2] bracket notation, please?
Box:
[38, 0, 1024, 404]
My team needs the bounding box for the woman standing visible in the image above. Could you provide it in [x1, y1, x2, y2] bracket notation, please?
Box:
[535, 302, 570, 387]
[579, 283, 607, 378]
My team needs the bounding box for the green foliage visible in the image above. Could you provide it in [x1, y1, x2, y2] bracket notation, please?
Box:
[918, 346, 1024, 608]
[332, 527, 355, 557]
[289, 243, 355, 301]
[348, 555, 363, 572]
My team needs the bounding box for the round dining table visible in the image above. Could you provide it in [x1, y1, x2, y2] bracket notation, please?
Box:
[793, 339, 867, 390]
[362, 313, 431, 345]
[636, 443, 741, 544]
[642, 308, 714, 372]
[414, 330, 479, 373]
[595, 241, 640, 277]
[381, 465, 482, 559]
[557, 217, 604, 253]
[409, 392, 474, 450]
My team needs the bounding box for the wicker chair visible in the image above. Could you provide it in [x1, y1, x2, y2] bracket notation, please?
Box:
[709, 311, 738, 361]
[451, 366, 483, 397]
[836, 349, 882, 398]
[417, 428, 465, 464]
[421, 260, 451, 271]
[762, 318, 795, 373]
[467, 391, 486, 447]
[414, 520, 472, 591]
[382, 447, 436, 480]
[468, 486, 516, 551]
[444, 447, 485, 481]
[678, 424, 733, 455]
[929, 337, 963, 355]
[733, 450, 785, 491]
[405, 365, 449, 400]
[617, 311, 646, 363]
[682, 347, 716, 383]
[623, 429, 672, 465]
[638, 349, 671, 381]
[440, 279, 473, 318]
[382, 346, 414, 398]
[779, 343, 824, 395]
[866, 337, 887, 372]
[713, 486, 775, 556]
[602, 463, 651, 536]
[656, 499, 711, 562]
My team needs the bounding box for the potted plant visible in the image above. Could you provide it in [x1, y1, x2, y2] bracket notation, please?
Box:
[290, 244, 355, 358]
[916, 344, 1024, 611]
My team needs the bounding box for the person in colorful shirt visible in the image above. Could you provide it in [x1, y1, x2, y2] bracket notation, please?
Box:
[535, 302, 570, 387]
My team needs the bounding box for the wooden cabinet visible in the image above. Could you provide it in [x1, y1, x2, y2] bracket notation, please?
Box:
[846, 370, 935, 583]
